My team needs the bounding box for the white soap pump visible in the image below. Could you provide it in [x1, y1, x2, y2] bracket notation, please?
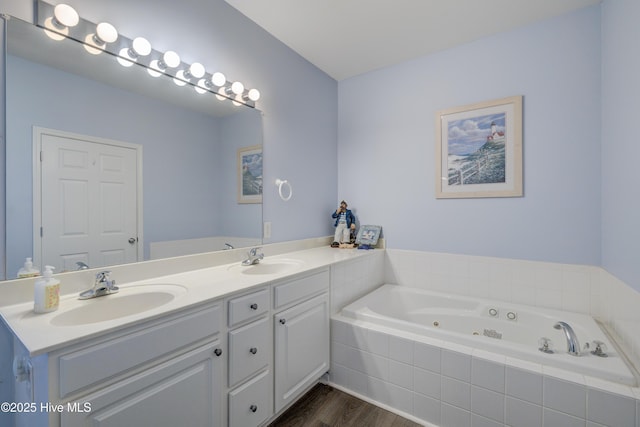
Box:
[17, 257, 40, 278]
[34, 265, 60, 314]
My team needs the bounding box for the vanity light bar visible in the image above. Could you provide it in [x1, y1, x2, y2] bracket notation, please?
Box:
[36, 0, 260, 107]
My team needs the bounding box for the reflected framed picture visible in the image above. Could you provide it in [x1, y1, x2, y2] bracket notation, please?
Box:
[237, 145, 263, 204]
[435, 95, 523, 199]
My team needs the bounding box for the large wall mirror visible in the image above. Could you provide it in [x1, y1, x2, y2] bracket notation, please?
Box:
[4, 16, 263, 280]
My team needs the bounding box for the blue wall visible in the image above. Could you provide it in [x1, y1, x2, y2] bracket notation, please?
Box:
[601, 0, 640, 291]
[338, 6, 602, 266]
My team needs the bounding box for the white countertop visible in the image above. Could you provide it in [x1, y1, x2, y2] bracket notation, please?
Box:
[0, 246, 378, 356]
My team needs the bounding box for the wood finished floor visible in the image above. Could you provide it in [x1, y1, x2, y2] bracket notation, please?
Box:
[268, 384, 423, 427]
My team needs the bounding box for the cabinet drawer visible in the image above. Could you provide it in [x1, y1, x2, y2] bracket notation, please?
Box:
[229, 369, 272, 427]
[273, 268, 329, 310]
[228, 288, 269, 327]
[58, 304, 221, 398]
[228, 317, 270, 387]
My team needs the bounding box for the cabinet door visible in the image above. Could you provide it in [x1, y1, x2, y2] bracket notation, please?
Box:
[274, 293, 329, 413]
[61, 340, 223, 427]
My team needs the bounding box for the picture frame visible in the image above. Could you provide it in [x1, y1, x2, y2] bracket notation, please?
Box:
[356, 225, 382, 246]
[435, 95, 523, 199]
[237, 145, 263, 204]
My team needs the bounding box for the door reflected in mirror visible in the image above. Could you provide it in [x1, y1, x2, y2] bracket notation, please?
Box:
[4, 16, 263, 279]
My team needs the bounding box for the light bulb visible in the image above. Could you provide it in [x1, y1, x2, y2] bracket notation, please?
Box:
[96, 22, 118, 43]
[162, 51, 181, 68]
[231, 81, 244, 95]
[195, 79, 209, 94]
[150, 51, 180, 77]
[44, 18, 67, 40]
[131, 37, 151, 56]
[83, 22, 117, 55]
[118, 37, 151, 67]
[173, 71, 188, 86]
[147, 60, 163, 77]
[83, 34, 103, 55]
[44, 4, 79, 40]
[211, 72, 226, 87]
[53, 4, 79, 28]
[247, 88, 261, 101]
[216, 87, 227, 101]
[117, 48, 135, 67]
[188, 62, 205, 79]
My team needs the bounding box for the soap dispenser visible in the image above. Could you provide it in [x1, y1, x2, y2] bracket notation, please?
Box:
[17, 257, 40, 278]
[34, 266, 60, 314]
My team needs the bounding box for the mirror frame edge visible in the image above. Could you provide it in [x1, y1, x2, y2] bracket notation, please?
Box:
[2, 15, 8, 280]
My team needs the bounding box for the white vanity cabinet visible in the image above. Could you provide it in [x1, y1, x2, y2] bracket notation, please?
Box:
[273, 269, 330, 413]
[226, 287, 273, 427]
[23, 303, 225, 427]
[2, 248, 368, 427]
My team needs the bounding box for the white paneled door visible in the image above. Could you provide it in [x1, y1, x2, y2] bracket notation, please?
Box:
[35, 128, 142, 272]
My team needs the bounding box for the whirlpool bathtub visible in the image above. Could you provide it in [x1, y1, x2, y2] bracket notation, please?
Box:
[339, 284, 636, 386]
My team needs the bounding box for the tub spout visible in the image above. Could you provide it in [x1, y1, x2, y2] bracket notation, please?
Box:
[554, 321, 581, 356]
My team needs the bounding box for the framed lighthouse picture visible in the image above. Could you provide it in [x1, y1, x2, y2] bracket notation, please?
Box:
[435, 95, 523, 199]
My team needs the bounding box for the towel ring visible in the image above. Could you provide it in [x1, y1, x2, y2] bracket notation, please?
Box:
[275, 179, 292, 201]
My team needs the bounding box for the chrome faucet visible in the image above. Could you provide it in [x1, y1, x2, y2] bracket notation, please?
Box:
[76, 261, 89, 270]
[242, 247, 264, 266]
[554, 321, 581, 356]
[79, 271, 119, 299]
[224, 243, 235, 250]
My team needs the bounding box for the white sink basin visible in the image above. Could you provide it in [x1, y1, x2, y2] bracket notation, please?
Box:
[228, 258, 304, 275]
[50, 284, 187, 326]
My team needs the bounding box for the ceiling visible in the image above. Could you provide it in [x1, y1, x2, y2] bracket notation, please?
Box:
[225, 0, 601, 81]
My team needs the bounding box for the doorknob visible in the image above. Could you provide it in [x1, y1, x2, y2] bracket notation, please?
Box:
[128, 237, 137, 244]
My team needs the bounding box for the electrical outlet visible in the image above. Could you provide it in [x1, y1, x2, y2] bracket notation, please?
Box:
[263, 221, 271, 239]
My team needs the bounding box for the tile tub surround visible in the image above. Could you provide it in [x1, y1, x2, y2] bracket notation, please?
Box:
[330, 317, 640, 427]
[330, 249, 386, 316]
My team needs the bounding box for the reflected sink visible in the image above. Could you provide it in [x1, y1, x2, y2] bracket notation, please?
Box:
[228, 259, 304, 276]
[50, 284, 187, 326]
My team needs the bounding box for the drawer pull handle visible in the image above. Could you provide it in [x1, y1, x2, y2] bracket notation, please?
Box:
[250, 404, 258, 413]
[250, 303, 258, 310]
[279, 318, 286, 325]
[249, 347, 258, 355]
[214, 348, 223, 357]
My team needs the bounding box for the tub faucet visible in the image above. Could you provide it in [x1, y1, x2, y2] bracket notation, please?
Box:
[79, 271, 119, 299]
[554, 321, 581, 356]
[242, 247, 264, 266]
